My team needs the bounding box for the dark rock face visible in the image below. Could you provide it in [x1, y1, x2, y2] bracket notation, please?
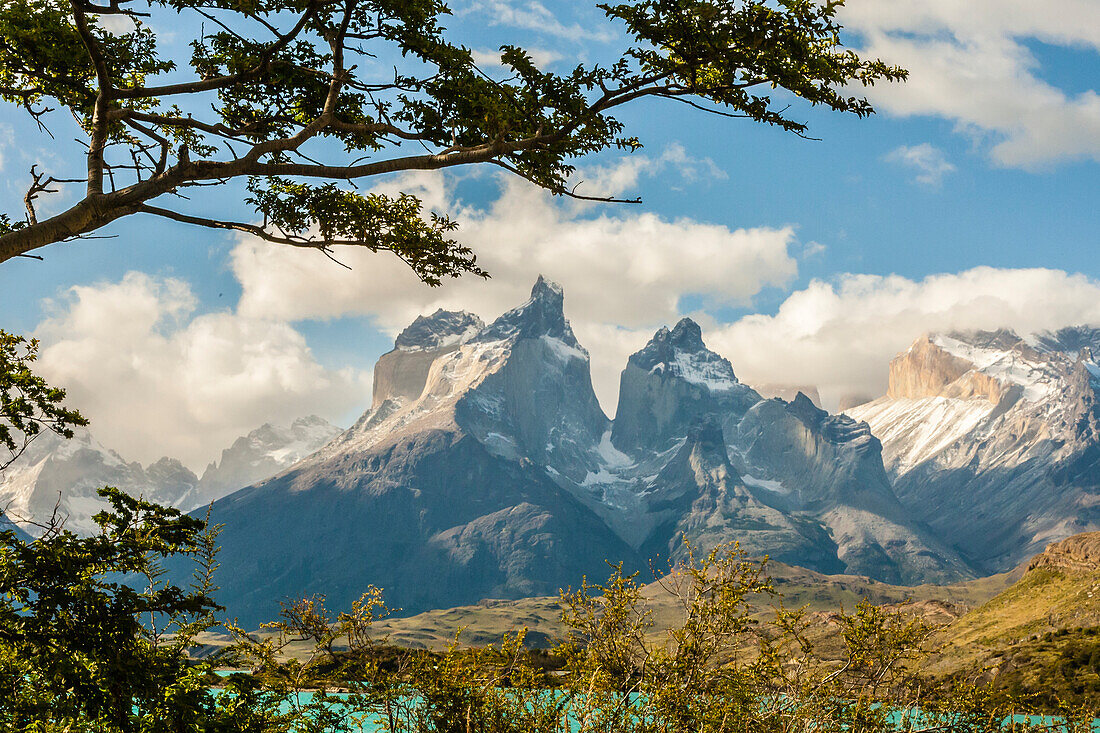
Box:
[201, 431, 635, 629]
[194, 279, 981, 626]
[395, 309, 485, 352]
[475, 276, 571, 344]
[638, 421, 845, 575]
[612, 318, 757, 454]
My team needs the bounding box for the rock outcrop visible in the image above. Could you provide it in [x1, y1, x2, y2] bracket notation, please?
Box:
[1027, 532, 1100, 573]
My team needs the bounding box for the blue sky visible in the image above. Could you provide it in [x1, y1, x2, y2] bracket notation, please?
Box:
[1, 0, 1098, 467]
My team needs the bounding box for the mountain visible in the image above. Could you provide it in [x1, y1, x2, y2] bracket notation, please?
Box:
[193, 277, 633, 626]
[0, 416, 340, 536]
[0, 429, 199, 536]
[195, 279, 973, 627]
[605, 318, 968, 584]
[846, 328, 1100, 574]
[196, 416, 342, 502]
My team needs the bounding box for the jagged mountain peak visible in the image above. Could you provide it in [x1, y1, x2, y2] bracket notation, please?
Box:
[1033, 325, 1100, 356]
[848, 325, 1100, 573]
[669, 317, 705, 350]
[394, 309, 484, 352]
[630, 318, 737, 390]
[476, 276, 579, 347]
[786, 391, 825, 426]
[197, 416, 341, 497]
[942, 327, 1024, 352]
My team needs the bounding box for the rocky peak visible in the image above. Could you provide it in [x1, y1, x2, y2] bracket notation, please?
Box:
[1034, 326, 1100, 356]
[669, 317, 706, 351]
[197, 416, 341, 498]
[612, 320, 754, 454]
[394, 309, 484, 352]
[887, 335, 974, 400]
[476, 276, 576, 345]
[949, 328, 1024, 353]
[145, 456, 198, 485]
[786, 392, 826, 428]
[629, 318, 738, 389]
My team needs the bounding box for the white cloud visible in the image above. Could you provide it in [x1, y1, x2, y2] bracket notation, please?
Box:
[97, 14, 137, 35]
[841, 0, 1100, 168]
[885, 143, 956, 186]
[471, 47, 563, 69]
[707, 267, 1100, 407]
[34, 273, 369, 469]
[232, 157, 798, 411]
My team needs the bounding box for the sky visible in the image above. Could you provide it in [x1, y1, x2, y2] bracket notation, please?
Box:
[1, 0, 1098, 470]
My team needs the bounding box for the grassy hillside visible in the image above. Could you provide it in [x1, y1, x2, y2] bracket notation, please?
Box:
[365, 557, 1020, 650]
[923, 532, 1100, 706]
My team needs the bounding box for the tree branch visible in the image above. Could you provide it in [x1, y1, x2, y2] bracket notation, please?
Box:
[110, 1, 320, 101]
[69, 0, 113, 195]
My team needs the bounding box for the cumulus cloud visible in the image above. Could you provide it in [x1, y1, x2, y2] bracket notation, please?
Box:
[841, 0, 1100, 168]
[232, 156, 799, 410]
[885, 143, 955, 186]
[471, 47, 563, 69]
[706, 267, 1100, 407]
[34, 273, 369, 469]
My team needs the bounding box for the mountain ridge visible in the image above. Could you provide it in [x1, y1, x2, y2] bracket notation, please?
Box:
[847, 327, 1100, 573]
[192, 279, 977, 626]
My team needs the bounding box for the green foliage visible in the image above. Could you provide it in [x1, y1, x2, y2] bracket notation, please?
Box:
[0, 488, 232, 732]
[0, 0, 905, 268]
[0, 329, 87, 472]
[968, 626, 1100, 712]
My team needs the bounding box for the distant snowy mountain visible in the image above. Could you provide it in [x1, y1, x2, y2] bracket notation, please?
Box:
[0, 416, 340, 536]
[0, 429, 199, 536]
[196, 416, 342, 502]
[847, 328, 1100, 573]
[194, 279, 973, 627]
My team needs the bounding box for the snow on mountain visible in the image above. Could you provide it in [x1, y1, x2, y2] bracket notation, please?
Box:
[0, 428, 197, 536]
[196, 415, 342, 500]
[191, 279, 979, 627]
[0, 416, 341, 537]
[188, 277, 629, 627]
[847, 327, 1100, 572]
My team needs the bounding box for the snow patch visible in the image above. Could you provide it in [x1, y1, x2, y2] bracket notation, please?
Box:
[932, 334, 1056, 402]
[596, 430, 633, 468]
[540, 335, 587, 363]
[671, 351, 737, 391]
[742, 473, 789, 495]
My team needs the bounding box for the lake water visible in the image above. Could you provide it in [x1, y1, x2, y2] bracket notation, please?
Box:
[210, 674, 1100, 732]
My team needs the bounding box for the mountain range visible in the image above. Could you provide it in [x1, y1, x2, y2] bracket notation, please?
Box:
[190, 278, 979, 626]
[8, 277, 1099, 629]
[846, 328, 1100, 574]
[0, 416, 340, 536]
